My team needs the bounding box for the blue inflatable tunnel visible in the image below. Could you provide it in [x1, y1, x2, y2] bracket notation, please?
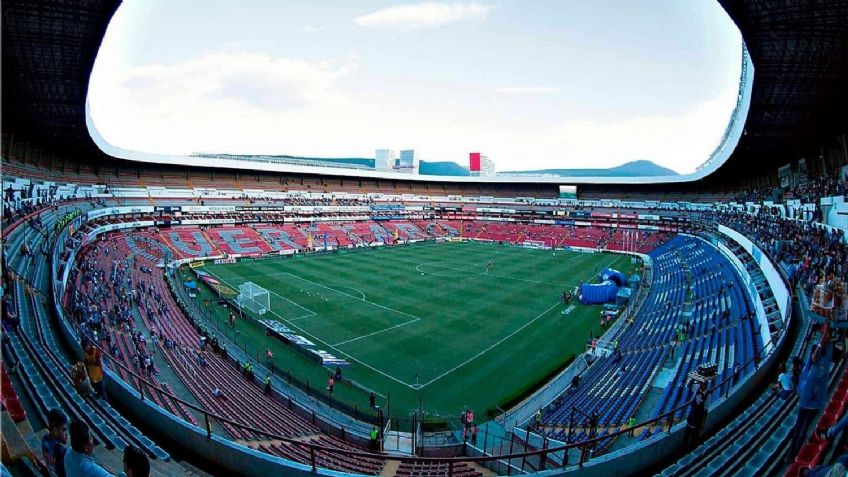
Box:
[601, 268, 626, 287]
[580, 281, 619, 304]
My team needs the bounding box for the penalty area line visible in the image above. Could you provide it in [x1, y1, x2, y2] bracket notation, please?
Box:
[205, 272, 420, 390]
[332, 317, 422, 347]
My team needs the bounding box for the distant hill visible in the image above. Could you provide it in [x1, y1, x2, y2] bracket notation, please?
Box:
[502, 160, 679, 177]
[271, 156, 471, 176]
[419, 161, 470, 176]
[288, 156, 375, 168]
[201, 154, 675, 178]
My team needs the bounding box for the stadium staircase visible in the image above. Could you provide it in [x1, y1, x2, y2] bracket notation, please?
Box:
[76, 232, 391, 473]
[0, 204, 205, 472]
[656, 290, 830, 477]
[711, 233, 786, 340]
[536, 236, 761, 456]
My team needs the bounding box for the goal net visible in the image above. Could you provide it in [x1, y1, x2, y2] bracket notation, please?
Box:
[522, 240, 548, 250]
[236, 282, 269, 315]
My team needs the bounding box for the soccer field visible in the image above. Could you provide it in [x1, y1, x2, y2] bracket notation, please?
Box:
[196, 241, 635, 422]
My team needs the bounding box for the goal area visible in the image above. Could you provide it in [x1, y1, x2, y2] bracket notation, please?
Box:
[522, 240, 549, 250]
[237, 282, 269, 315]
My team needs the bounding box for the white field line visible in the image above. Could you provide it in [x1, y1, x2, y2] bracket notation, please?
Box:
[207, 269, 318, 319]
[323, 284, 367, 300]
[280, 272, 425, 323]
[287, 313, 318, 322]
[417, 255, 624, 388]
[206, 272, 419, 390]
[210, 252, 626, 388]
[379, 251, 587, 287]
[332, 317, 421, 347]
[419, 301, 563, 388]
[225, 269, 423, 323]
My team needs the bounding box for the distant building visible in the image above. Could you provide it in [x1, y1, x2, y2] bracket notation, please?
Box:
[469, 152, 495, 176]
[374, 149, 396, 170]
[396, 149, 419, 174]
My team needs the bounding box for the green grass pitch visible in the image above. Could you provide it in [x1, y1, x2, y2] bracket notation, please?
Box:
[193, 241, 636, 423]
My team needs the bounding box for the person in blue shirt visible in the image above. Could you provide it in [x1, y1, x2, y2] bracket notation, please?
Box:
[41, 409, 68, 477]
[787, 338, 832, 461]
[63, 420, 114, 477]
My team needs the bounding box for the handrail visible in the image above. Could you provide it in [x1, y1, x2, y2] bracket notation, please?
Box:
[41, 202, 794, 474]
[59, 295, 783, 469]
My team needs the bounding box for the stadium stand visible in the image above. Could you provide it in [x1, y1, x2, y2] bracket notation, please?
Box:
[2, 0, 847, 475]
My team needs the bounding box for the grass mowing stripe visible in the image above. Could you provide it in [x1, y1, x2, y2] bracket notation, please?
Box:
[203, 268, 420, 389]
[200, 242, 640, 416]
[282, 272, 426, 323]
[420, 300, 562, 388]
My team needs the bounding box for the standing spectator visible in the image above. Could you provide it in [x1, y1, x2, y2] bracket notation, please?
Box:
[370, 426, 379, 451]
[63, 420, 115, 477]
[265, 349, 273, 370]
[682, 380, 708, 450]
[570, 374, 581, 393]
[83, 341, 105, 400]
[149, 331, 158, 354]
[627, 416, 637, 437]
[41, 409, 68, 477]
[788, 340, 833, 461]
[264, 375, 272, 396]
[327, 376, 334, 394]
[122, 446, 150, 477]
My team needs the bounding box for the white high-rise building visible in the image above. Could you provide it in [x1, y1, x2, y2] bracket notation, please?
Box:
[396, 149, 419, 174]
[374, 149, 396, 170]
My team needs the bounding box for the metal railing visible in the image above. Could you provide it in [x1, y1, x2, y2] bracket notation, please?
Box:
[40, 205, 798, 476]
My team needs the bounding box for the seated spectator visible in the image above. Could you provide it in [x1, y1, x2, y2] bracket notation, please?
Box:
[773, 362, 794, 399]
[63, 420, 115, 477]
[41, 409, 68, 477]
[71, 362, 94, 398]
[212, 387, 227, 400]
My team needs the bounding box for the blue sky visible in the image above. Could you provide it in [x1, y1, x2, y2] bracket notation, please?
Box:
[88, 1, 742, 174]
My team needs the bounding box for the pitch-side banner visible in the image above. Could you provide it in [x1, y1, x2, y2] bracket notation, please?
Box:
[181, 205, 237, 213]
[87, 206, 154, 220]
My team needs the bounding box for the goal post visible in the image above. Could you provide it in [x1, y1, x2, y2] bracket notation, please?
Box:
[236, 282, 270, 316]
[522, 239, 548, 250]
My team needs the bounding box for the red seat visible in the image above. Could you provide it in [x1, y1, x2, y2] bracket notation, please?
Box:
[782, 462, 806, 477]
[4, 396, 27, 422]
[819, 411, 839, 429]
[795, 440, 828, 466]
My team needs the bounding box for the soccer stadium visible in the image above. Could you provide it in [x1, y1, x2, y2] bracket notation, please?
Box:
[1, 1, 847, 476]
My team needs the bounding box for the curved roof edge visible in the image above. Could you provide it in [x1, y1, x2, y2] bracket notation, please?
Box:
[85, 45, 753, 186]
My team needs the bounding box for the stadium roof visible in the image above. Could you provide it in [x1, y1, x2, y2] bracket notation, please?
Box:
[2, 0, 846, 186]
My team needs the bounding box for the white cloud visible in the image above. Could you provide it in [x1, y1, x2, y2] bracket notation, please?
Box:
[533, 89, 737, 173]
[88, 49, 360, 155]
[302, 25, 324, 33]
[492, 86, 560, 95]
[355, 2, 492, 29]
